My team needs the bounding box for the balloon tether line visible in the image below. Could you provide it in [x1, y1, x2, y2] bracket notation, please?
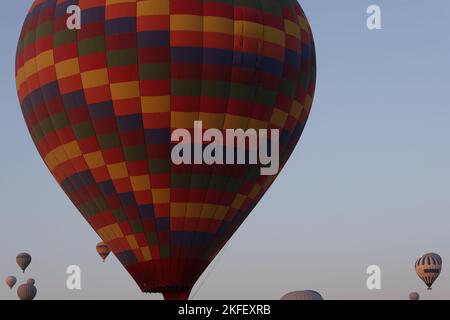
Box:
[191, 242, 231, 299]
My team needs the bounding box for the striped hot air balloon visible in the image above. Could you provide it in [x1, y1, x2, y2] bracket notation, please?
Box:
[415, 253, 442, 290]
[15, 0, 316, 299]
[96, 241, 111, 262]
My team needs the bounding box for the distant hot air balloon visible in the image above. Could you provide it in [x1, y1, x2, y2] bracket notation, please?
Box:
[281, 290, 323, 300]
[409, 292, 420, 300]
[15, 0, 316, 300]
[96, 242, 111, 262]
[16, 253, 31, 273]
[5, 276, 17, 290]
[17, 281, 37, 301]
[415, 253, 442, 290]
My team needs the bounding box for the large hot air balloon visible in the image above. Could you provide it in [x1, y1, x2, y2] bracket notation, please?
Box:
[17, 280, 37, 301]
[415, 253, 442, 290]
[281, 290, 323, 300]
[16, 253, 32, 273]
[409, 292, 420, 301]
[5, 276, 17, 290]
[15, 0, 316, 300]
[96, 241, 111, 262]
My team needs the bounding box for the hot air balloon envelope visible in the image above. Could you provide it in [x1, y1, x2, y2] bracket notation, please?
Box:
[16, 0, 316, 299]
[409, 292, 420, 300]
[281, 290, 323, 300]
[96, 242, 111, 262]
[17, 283, 37, 301]
[16, 253, 31, 273]
[415, 253, 442, 290]
[6, 276, 17, 290]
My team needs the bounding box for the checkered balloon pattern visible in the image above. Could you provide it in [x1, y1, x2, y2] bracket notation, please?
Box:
[16, 0, 316, 298]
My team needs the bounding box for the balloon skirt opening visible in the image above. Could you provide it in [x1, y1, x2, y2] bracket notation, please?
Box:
[163, 291, 192, 301]
[126, 259, 208, 300]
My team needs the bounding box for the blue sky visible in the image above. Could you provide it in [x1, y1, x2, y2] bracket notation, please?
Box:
[0, 0, 449, 300]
